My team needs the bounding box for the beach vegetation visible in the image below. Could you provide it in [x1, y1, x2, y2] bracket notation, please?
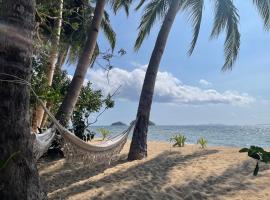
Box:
[170, 134, 187, 147]
[197, 137, 207, 149]
[239, 146, 270, 176]
[54, 0, 128, 127]
[97, 128, 111, 140]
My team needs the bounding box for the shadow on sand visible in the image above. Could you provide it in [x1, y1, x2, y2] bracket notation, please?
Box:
[39, 148, 270, 200]
[41, 149, 222, 199]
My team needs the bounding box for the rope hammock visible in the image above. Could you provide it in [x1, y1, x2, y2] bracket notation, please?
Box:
[34, 128, 56, 160]
[0, 73, 135, 164]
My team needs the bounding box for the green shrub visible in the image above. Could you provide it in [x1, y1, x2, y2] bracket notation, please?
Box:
[170, 134, 186, 147]
[197, 137, 207, 149]
[97, 128, 110, 140]
[239, 146, 270, 176]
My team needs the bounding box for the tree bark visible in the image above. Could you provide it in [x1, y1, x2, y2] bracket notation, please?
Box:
[32, 0, 64, 132]
[46, 0, 63, 85]
[0, 0, 46, 199]
[56, 43, 68, 69]
[55, 0, 106, 126]
[128, 0, 181, 160]
[40, 102, 52, 127]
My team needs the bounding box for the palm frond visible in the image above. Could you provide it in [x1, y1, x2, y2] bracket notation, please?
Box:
[136, 0, 147, 10]
[211, 0, 240, 71]
[253, 0, 270, 30]
[67, 42, 99, 66]
[110, 0, 132, 16]
[134, 0, 170, 50]
[182, 0, 204, 55]
[103, 10, 110, 22]
[101, 14, 116, 51]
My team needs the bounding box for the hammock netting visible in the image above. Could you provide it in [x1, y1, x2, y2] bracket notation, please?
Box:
[32, 98, 134, 164]
[33, 128, 56, 160]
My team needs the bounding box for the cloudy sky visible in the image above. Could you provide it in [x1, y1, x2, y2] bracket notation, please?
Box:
[65, 1, 270, 125]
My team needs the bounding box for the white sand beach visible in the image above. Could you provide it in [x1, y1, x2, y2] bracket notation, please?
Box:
[38, 141, 270, 200]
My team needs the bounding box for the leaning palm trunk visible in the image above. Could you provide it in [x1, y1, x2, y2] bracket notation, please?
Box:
[128, 0, 181, 160]
[40, 102, 52, 127]
[56, 43, 68, 69]
[0, 0, 45, 199]
[55, 0, 106, 125]
[32, 0, 64, 132]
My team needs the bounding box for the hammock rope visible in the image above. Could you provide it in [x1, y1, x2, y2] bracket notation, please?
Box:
[0, 73, 135, 164]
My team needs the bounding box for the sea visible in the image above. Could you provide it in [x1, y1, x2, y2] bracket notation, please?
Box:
[89, 124, 270, 148]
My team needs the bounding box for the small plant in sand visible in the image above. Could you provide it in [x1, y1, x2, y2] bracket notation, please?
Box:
[239, 146, 270, 176]
[197, 137, 207, 149]
[170, 134, 186, 147]
[97, 128, 110, 140]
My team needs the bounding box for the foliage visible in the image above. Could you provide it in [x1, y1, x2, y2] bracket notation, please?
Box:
[197, 137, 207, 149]
[252, 0, 270, 30]
[35, 0, 120, 67]
[97, 128, 111, 140]
[210, 0, 240, 71]
[133, 0, 241, 70]
[31, 52, 115, 140]
[72, 82, 114, 139]
[31, 54, 70, 111]
[170, 134, 187, 147]
[239, 146, 270, 176]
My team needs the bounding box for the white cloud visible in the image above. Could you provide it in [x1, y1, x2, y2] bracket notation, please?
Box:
[199, 79, 212, 86]
[86, 67, 254, 106]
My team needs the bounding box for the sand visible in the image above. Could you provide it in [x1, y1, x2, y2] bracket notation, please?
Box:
[38, 141, 270, 200]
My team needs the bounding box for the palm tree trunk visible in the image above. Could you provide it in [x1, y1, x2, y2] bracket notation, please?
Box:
[0, 0, 46, 199]
[128, 0, 181, 160]
[56, 44, 68, 69]
[40, 43, 68, 128]
[55, 0, 106, 125]
[32, 0, 64, 132]
[40, 102, 52, 127]
[33, 103, 45, 132]
[46, 0, 63, 85]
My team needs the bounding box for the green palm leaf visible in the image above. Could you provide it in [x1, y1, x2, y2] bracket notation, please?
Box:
[253, 0, 270, 30]
[211, 0, 240, 71]
[101, 12, 116, 51]
[134, 0, 170, 50]
[111, 0, 132, 16]
[182, 0, 204, 55]
[136, 0, 147, 10]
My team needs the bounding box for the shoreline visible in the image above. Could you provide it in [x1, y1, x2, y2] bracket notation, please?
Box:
[89, 125, 270, 148]
[38, 141, 270, 200]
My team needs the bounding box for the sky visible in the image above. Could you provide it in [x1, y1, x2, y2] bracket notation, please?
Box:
[65, 1, 270, 125]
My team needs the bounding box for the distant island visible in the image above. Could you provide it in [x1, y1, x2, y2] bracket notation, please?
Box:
[130, 120, 156, 126]
[111, 121, 127, 126]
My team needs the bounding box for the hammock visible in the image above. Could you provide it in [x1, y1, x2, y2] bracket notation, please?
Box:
[33, 128, 56, 160]
[33, 97, 135, 164]
[0, 73, 134, 164]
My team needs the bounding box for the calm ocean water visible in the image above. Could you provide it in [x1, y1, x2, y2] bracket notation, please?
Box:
[90, 125, 270, 148]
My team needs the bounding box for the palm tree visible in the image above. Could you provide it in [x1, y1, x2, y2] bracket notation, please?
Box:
[128, 0, 241, 160]
[55, 0, 131, 125]
[55, 0, 106, 125]
[34, 0, 117, 129]
[33, 0, 64, 132]
[0, 0, 45, 199]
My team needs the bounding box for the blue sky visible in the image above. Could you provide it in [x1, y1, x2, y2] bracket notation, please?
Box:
[65, 1, 270, 125]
